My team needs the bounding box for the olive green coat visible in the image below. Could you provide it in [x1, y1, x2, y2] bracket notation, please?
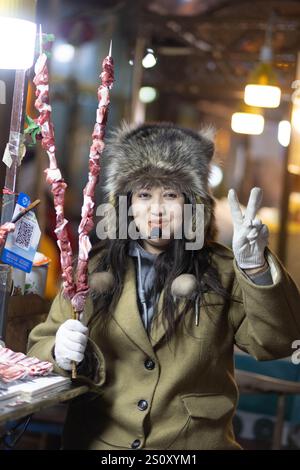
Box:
[27, 243, 300, 450]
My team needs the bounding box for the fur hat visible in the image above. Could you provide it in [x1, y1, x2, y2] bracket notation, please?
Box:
[92, 122, 217, 301]
[102, 121, 216, 238]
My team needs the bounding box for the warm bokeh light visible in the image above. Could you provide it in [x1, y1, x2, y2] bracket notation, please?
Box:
[231, 112, 264, 135]
[244, 84, 281, 108]
[278, 120, 291, 147]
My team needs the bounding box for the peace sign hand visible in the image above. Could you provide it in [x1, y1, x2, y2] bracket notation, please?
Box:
[228, 187, 269, 269]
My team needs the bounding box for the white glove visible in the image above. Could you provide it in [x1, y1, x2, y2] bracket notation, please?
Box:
[54, 319, 88, 371]
[228, 187, 269, 269]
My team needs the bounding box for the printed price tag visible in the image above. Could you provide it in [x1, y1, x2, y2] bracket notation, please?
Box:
[1, 192, 41, 273]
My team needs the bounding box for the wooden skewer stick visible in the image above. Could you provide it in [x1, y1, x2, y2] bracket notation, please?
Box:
[71, 39, 113, 379]
[71, 308, 78, 379]
[11, 199, 41, 223]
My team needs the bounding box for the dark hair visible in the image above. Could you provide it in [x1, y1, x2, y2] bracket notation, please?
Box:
[87, 191, 231, 343]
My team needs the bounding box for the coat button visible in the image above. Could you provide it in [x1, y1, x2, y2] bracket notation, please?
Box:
[131, 439, 141, 449]
[137, 399, 148, 411]
[144, 358, 155, 370]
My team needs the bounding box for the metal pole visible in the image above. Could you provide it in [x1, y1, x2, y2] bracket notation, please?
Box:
[1, 69, 27, 225]
[0, 69, 28, 343]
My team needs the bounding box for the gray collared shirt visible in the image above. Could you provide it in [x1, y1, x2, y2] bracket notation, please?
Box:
[128, 240, 159, 333]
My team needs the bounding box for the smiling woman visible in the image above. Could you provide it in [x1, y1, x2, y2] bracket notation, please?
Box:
[27, 121, 300, 450]
[131, 185, 185, 254]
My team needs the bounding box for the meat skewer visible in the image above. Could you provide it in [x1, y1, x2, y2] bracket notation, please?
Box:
[33, 39, 75, 301]
[69, 42, 114, 378]
[72, 41, 114, 315]
[0, 345, 53, 382]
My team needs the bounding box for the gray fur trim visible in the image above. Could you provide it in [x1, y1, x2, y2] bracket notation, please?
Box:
[102, 121, 214, 202]
[171, 274, 198, 298]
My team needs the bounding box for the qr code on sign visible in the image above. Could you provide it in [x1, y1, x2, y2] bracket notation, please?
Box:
[15, 219, 34, 251]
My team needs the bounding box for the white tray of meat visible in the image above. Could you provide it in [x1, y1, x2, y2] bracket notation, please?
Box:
[0, 345, 53, 383]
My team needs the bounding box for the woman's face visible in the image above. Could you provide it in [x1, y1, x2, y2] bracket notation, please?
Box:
[131, 185, 185, 252]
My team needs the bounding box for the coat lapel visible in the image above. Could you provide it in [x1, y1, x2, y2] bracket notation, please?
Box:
[109, 255, 190, 352]
[148, 290, 166, 348]
[112, 257, 155, 359]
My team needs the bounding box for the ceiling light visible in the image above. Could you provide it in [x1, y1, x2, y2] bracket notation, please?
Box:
[0, 16, 36, 69]
[231, 112, 264, 135]
[243, 20, 281, 108]
[231, 112, 265, 135]
[142, 49, 157, 69]
[244, 83, 281, 108]
[139, 86, 157, 103]
[278, 120, 291, 147]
